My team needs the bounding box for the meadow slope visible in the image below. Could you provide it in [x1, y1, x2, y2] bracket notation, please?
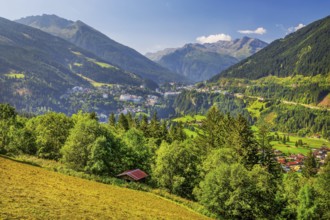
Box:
[0, 156, 210, 220]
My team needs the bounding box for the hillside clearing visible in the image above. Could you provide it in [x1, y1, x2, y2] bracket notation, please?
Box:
[4, 72, 25, 79]
[271, 132, 329, 155]
[0, 156, 210, 220]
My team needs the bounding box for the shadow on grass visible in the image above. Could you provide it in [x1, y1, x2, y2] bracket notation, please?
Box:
[0, 155, 41, 167]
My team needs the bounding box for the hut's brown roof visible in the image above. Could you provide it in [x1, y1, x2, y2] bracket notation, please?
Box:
[117, 169, 148, 181]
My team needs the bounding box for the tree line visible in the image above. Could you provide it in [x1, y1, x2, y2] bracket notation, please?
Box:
[0, 103, 329, 219]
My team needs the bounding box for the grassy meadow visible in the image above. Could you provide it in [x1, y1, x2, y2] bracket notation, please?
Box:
[4, 72, 25, 79]
[0, 156, 210, 220]
[76, 73, 113, 87]
[172, 115, 205, 123]
[271, 133, 329, 155]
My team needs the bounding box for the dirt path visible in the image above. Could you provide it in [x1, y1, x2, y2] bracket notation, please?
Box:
[282, 100, 330, 111]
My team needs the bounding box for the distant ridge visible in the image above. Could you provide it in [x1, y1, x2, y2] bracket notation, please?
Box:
[146, 37, 267, 82]
[16, 14, 187, 83]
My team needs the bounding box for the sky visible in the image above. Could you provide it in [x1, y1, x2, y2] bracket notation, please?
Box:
[0, 0, 329, 54]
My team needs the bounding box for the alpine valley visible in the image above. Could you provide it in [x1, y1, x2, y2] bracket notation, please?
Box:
[1, 10, 330, 220]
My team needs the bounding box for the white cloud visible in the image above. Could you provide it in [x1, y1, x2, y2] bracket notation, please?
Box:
[287, 23, 305, 33]
[238, 27, 267, 35]
[196, 33, 232, 44]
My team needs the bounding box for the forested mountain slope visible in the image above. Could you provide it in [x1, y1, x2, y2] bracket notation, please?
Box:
[0, 17, 143, 112]
[16, 14, 187, 83]
[211, 15, 330, 81]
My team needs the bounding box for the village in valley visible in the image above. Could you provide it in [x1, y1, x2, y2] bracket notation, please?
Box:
[60, 80, 269, 122]
[275, 146, 329, 173]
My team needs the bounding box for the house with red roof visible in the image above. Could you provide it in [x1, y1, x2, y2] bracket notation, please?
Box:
[117, 169, 148, 182]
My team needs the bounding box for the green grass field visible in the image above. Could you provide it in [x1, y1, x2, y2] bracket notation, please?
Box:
[76, 74, 113, 87]
[173, 115, 205, 123]
[0, 156, 210, 219]
[5, 72, 25, 79]
[184, 128, 198, 138]
[86, 57, 117, 69]
[73, 62, 83, 67]
[247, 100, 266, 118]
[173, 115, 205, 138]
[271, 132, 329, 155]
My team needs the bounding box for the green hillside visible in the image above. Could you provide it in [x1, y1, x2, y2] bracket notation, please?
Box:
[211, 15, 330, 80]
[16, 14, 187, 83]
[0, 16, 142, 112]
[0, 156, 210, 220]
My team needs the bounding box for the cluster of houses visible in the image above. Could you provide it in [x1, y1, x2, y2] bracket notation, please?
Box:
[119, 94, 143, 103]
[275, 147, 330, 173]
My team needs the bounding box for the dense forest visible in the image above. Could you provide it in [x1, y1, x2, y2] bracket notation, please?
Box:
[1, 103, 329, 219]
[211, 16, 330, 80]
[262, 104, 330, 138]
[174, 91, 251, 120]
[173, 91, 330, 140]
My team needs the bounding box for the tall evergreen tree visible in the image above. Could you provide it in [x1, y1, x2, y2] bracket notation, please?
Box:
[149, 112, 161, 138]
[108, 113, 116, 127]
[140, 114, 149, 136]
[231, 115, 259, 169]
[257, 122, 282, 178]
[118, 113, 129, 131]
[160, 120, 169, 141]
[126, 112, 135, 128]
[196, 106, 225, 151]
[168, 122, 186, 143]
[302, 151, 317, 178]
[89, 112, 99, 121]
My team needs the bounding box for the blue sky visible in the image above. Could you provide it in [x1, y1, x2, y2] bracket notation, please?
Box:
[1, 0, 329, 53]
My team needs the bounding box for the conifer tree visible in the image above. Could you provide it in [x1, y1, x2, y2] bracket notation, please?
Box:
[302, 151, 317, 178]
[257, 122, 281, 178]
[118, 113, 129, 131]
[283, 135, 287, 144]
[140, 114, 149, 136]
[196, 106, 224, 150]
[108, 113, 116, 127]
[168, 122, 186, 143]
[160, 120, 168, 141]
[231, 115, 259, 169]
[89, 112, 99, 121]
[149, 112, 161, 138]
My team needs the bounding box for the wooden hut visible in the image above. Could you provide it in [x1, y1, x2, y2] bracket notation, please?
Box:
[117, 169, 148, 182]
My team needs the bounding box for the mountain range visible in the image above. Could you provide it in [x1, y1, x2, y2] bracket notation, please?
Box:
[16, 14, 186, 83]
[146, 37, 268, 82]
